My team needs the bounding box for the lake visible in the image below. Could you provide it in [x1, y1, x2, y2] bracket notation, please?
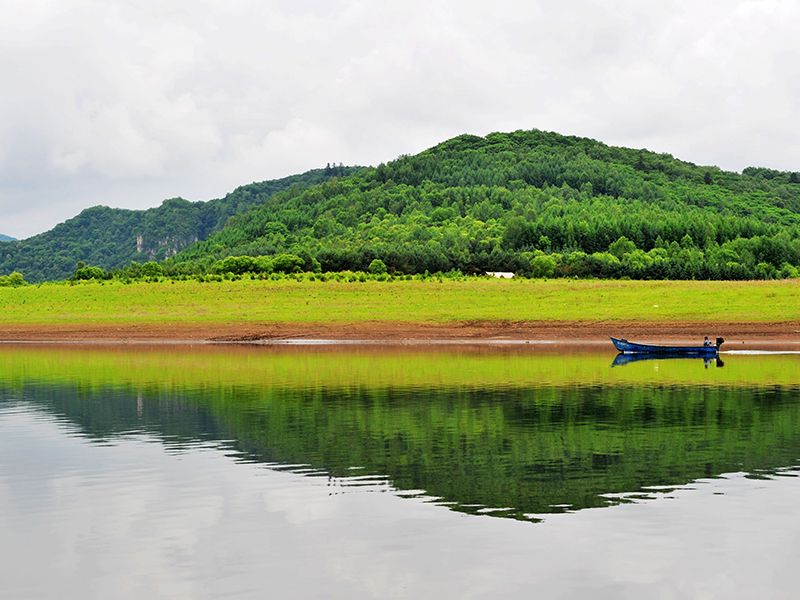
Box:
[2, 343, 800, 599]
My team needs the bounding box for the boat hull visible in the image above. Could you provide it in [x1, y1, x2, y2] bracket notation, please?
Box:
[610, 336, 719, 357]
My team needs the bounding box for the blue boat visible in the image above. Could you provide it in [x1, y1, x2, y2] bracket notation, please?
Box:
[610, 336, 723, 357]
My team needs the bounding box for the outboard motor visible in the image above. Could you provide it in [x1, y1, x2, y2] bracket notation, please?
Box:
[716, 337, 725, 349]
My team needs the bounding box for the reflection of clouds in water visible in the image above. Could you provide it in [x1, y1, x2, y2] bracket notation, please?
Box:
[0, 408, 225, 598]
[2, 404, 800, 599]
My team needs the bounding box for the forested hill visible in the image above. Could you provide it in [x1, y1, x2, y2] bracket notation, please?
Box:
[0, 234, 15, 242]
[0, 165, 361, 282]
[167, 129, 800, 280]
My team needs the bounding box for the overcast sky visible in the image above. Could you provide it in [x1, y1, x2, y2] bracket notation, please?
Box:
[1, 0, 799, 239]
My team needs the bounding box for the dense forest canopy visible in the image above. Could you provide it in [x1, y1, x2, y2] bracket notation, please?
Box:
[164, 129, 800, 281]
[0, 165, 360, 282]
[0, 234, 15, 242]
[3, 129, 800, 282]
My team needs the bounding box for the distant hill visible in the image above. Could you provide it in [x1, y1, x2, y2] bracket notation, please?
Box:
[0, 234, 15, 242]
[166, 129, 800, 280]
[4, 129, 800, 282]
[0, 165, 361, 282]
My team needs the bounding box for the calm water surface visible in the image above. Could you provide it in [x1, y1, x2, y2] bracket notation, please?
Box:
[2, 344, 800, 599]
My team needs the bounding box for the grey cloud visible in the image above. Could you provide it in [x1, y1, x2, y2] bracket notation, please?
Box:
[1, 0, 799, 238]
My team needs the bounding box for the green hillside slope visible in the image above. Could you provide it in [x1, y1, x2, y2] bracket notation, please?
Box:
[167, 129, 800, 280]
[0, 234, 16, 243]
[0, 166, 360, 282]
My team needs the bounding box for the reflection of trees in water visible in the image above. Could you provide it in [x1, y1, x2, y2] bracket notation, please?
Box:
[5, 381, 800, 521]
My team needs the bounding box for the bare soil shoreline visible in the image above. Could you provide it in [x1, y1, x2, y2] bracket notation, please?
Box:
[2, 320, 800, 345]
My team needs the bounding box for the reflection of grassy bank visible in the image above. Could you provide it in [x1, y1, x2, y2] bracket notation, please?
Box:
[1, 278, 799, 325]
[1, 345, 799, 389]
[2, 346, 800, 520]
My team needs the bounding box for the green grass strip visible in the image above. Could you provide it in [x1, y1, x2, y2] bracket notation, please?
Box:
[1, 278, 799, 325]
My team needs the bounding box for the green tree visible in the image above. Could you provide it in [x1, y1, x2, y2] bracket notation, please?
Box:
[608, 236, 636, 260]
[0, 272, 25, 286]
[73, 265, 106, 280]
[272, 254, 305, 273]
[140, 261, 163, 277]
[530, 254, 556, 278]
[368, 259, 388, 274]
[215, 256, 256, 275]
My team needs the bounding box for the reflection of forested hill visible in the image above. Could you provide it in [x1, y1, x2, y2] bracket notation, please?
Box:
[168, 130, 800, 280]
[0, 166, 360, 282]
[5, 379, 800, 521]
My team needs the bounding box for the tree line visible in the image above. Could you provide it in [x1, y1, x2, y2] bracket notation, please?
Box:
[162, 130, 800, 280]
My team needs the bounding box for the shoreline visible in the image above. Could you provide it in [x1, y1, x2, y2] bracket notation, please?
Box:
[2, 320, 800, 345]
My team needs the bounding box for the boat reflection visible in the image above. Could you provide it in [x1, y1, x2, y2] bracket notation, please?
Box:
[612, 353, 725, 368]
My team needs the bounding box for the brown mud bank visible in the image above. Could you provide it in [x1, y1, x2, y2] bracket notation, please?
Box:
[2, 320, 800, 345]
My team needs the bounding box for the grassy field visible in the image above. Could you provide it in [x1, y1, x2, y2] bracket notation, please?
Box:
[0, 277, 799, 325]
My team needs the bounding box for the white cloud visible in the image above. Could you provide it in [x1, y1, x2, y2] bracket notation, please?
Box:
[1, 0, 799, 238]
